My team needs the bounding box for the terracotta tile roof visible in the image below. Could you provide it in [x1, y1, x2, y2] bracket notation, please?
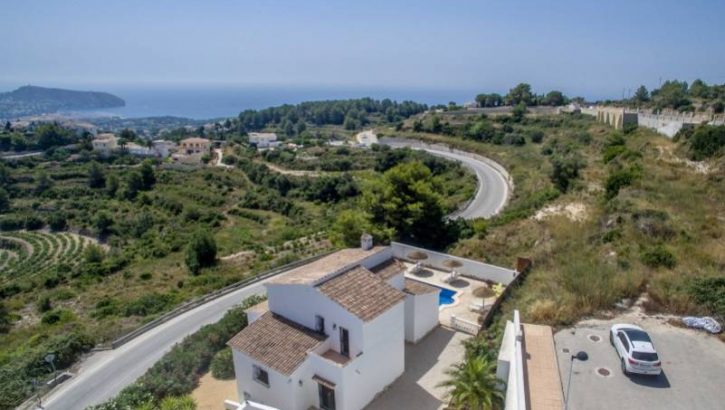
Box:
[227, 312, 325, 376]
[269, 247, 387, 285]
[369, 258, 406, 280]
[317, 266, 405, 322]
[403, 278, 439, 295]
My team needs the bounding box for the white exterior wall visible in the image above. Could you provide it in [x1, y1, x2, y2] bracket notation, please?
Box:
[266, 284, 364, 358]
[409, 292, 438, 343]
[232, 349, 303, 410]
[343, 302, 405, 410]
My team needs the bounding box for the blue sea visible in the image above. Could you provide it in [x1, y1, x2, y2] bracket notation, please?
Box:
[60, 85, 476, 120]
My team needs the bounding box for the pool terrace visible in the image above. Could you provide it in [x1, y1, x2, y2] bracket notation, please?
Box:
[403, 262, 497, 333]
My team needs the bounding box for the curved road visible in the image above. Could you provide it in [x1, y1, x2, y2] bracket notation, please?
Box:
[41, 141, 510, 410]
[381, 138, 511, 219]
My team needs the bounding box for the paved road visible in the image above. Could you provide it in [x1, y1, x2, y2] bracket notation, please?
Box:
[41, 139, 511, 410]
[41, 280, 271, 410]
[381, 138, 511, 219]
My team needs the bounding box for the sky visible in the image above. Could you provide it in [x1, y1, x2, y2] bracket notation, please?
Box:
[1, 0, 724, 99]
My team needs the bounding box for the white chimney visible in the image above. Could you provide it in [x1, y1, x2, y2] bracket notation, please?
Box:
[360, 233, 373, 250]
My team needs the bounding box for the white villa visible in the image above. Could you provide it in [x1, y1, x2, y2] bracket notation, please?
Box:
[248, 132, 279, 148]
[225, 236, 520, 410]
[91, 133, 117, 156]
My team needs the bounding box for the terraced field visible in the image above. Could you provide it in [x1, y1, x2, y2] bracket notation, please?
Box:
[0, 231, 96, 281]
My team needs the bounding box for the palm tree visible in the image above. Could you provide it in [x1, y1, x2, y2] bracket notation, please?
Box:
[437, 355, 504, 410]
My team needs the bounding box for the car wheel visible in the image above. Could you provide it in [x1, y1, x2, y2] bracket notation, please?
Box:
[609, 332, 613, 346]
[621, 359, 628, 375]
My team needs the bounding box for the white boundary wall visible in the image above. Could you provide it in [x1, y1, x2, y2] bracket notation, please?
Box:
[391, 242, 518, 285]
[497, 310, 527, 410]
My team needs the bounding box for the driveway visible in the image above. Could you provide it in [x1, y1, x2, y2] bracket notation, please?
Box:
[366, 327, 469, 410]
[555, 307, 725, 410]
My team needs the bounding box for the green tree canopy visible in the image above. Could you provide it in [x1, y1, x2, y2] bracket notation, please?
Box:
[545, 90, 567, 106]
[0, 187, 9, 212]
[633, 85, 650, 103]
[506, 83, 533, 106]
[361, 161, 448, 248]
[185, 230, 217, 275]
[88, 161, 106, 188]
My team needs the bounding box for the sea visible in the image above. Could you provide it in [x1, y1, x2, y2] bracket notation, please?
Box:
[59, 85, 477, 121]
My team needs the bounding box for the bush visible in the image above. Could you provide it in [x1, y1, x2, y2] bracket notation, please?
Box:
[48, 212, 67, 231]
[210, 347, 235, 380]
[549, 154, 584, 192]
[124, 293, 175, 317]
[185, 231, 217, 275]
[605, 167, 639, 200]
[640, 245, 676, 269]
[687, 276, 725, 317]
[528, 130, 544, 143]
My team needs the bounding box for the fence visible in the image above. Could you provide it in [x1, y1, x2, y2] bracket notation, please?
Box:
[450, 315, 481, 335]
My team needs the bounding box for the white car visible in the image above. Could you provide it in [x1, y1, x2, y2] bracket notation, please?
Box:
[610, 324, 662, 376]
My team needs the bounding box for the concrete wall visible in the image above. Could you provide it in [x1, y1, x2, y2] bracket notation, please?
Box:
[404, 292, 438, 343]
[391, 242, 517, 285]
[345, 302, 405, 410]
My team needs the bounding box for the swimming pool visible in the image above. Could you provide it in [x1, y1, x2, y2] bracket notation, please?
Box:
[438, 287, 457, 306]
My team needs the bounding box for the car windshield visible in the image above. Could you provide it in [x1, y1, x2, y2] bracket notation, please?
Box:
[632, 351, 659, 362]
[624, 329, 652, 343]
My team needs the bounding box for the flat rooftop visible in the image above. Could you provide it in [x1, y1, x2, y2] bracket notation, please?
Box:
[268, 247, 386, 285]
[522, 324, 563, 410]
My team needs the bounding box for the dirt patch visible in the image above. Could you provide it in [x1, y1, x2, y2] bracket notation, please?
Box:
[191, 372, 238, 410]
[533, 202, 587, 222]
[655, 146, 714, 174]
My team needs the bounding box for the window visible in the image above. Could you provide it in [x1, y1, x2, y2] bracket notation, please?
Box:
[318, 384, 336, 410]
[618, 332, 630, 352]
[632, 351, 659, 362]
[252, 365, 269, 387]
[315, 315, 325, 334]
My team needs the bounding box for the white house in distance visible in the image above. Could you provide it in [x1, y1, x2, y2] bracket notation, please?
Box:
[226, 235, 442, 410]
[248, 132, 279, 148]
[91, 133, 117, 156]
[152, 140, 176, 158]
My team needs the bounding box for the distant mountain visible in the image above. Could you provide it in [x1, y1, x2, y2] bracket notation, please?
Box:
[0, 85, 125, 118]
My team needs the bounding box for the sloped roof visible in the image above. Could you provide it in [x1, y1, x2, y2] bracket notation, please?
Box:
[269, 247, 386, 286]
[403, 278, 439, 295]
[317, 266, 405, 322]
[227, 312, 325, 376]
[369, 258, 406, 280]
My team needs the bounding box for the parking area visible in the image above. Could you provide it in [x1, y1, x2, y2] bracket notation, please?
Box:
[555, 309, 725, 410]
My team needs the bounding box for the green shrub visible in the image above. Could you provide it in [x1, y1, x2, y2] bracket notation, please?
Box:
[210, 347, 235, 380]
[124, 293, 175, 317]
[605, 167, 639, 200]
[640, 245, 676, 269]
[185, 231, 217, 275]
[687, 276, 725, 317]
[41, 308, 75, 325]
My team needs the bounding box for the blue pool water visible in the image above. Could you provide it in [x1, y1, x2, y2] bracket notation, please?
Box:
[438, 287, 457, 306]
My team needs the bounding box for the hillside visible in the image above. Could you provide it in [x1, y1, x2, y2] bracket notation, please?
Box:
[0, 85, 125, 118]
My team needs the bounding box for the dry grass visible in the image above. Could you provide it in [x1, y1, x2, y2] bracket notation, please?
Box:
[395, 116, 725, 331]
